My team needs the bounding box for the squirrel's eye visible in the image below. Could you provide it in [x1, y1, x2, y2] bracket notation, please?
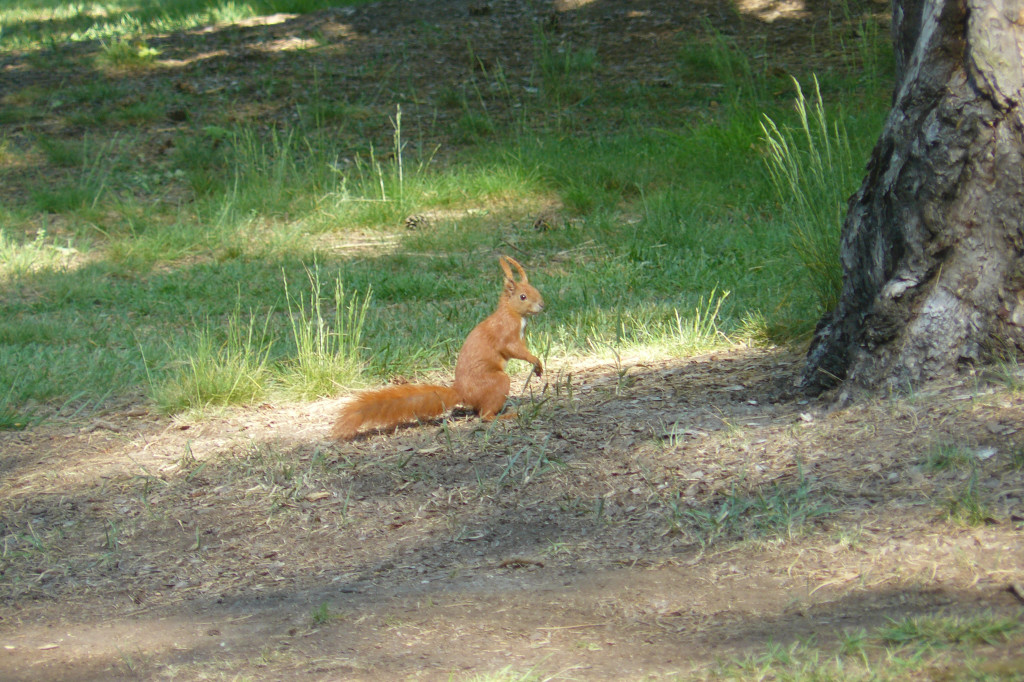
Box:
[520, 293, 527, 300]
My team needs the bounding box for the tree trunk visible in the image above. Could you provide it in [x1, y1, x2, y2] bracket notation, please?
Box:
[802, 0, 1024, 393]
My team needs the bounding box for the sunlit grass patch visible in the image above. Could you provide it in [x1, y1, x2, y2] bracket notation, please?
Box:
[150, 307, 273, 414]
[0, 0, 372, 51]
[0, 228, 78, 280]
[96, 38, 161, 71]
[279, 267, 372, 400]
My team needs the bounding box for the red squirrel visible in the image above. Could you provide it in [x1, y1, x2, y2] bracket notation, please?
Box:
[332, 255, 544, 440]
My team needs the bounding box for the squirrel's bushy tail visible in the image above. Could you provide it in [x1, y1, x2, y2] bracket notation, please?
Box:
[332, 384, 460, 440]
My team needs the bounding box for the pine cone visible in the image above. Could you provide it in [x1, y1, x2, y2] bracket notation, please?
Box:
[403, 214, 431, 230]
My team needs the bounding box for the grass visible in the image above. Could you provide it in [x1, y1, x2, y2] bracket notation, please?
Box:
[0, 0, 892, 425]
[924, 441, 978, 471]
[878, 613, 1020, 647]
[761, 76, 859, 315]
[310, 601, 339, 626]
[96, 38, 161, 71]
[462, 665, 547, 682]
[495, 439, 564, 489]
[149, 305, 273, 414]
[941, 471, 994, 527]
[280, 266, 372, 400]
[703, 612, 1023, 681]
[0, 393, 34, 430]
[0, 228, 73, 281]
[991, 356, 1024, 392]
[0, 0, 370, 50]
[670, 469, 835, 546]
[534, 26, 600, 108]
[919, 441, 999, 527]
[676, 20, 769, 107]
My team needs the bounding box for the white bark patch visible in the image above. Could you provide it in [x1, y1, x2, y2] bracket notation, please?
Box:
[905, 285, 970, 357]
[967, 0, 1024, 108]
[1011, 291, 1024, 326]
[882, 276, 920, 299]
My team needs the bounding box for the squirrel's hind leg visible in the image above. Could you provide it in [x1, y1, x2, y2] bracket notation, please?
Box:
[474, 373, 511, 421]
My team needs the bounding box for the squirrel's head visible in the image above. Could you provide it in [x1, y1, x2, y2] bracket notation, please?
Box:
[499, 255, 544, 317]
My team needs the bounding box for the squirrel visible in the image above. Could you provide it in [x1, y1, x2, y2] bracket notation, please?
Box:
[332, 255, 545, 440]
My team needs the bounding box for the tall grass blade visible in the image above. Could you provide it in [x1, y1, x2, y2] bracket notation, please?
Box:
[761, 76, 858, 314]
[281, 267, 372, 399]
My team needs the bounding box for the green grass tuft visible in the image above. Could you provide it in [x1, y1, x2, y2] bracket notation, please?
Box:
[310, 601, 341, 626]
[0, 389, 36, 431]
[924, 441, 977, 471]
[670, 469, 834, 546]
[280, 267, 372, 400]
[761, 76, 859, 316]
[940, 471, 993, 527]
[96, 38, 161, 70]
[151, 307, 273, 414]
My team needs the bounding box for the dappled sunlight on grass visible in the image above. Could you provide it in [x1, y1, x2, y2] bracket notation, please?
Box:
[0, 0, 891, 419]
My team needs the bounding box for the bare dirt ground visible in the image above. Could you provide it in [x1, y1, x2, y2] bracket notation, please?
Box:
[3, 348, 1024, 679]
[2, 0, 1024, 679]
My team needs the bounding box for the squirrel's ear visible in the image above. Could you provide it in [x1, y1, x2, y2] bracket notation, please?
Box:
[499, 255, 514, 282]
[501, 255, 528, 283]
